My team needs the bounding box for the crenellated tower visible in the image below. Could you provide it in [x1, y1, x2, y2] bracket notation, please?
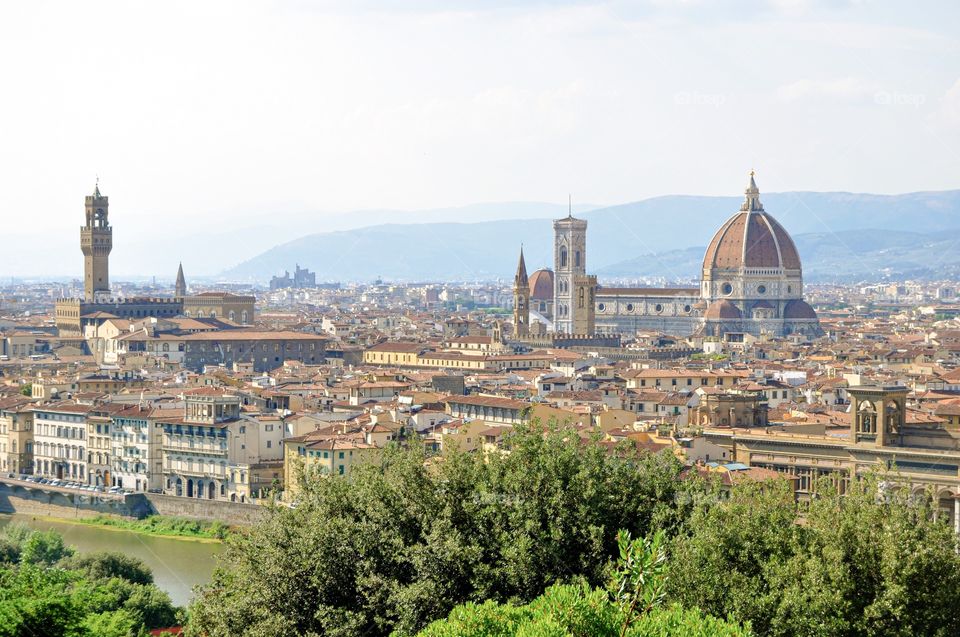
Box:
[81, 182, 112, 301]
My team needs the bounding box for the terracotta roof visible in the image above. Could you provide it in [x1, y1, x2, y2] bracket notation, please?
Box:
[702, 185, 801, 271]
[704, 300, 742, 320]
[783, 299, 818, 320]
[529, 269, 554, 300]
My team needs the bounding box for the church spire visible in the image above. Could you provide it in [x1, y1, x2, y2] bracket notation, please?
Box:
[740, 169, 764, 212]
[514, 246, 529, 287]
[93, 176, 101, 198]
[175, 262, 187, 298]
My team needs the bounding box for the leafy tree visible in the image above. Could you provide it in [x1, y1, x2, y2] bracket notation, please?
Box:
[19, 530, 74, 566]
[609, 530, 667, 637]
[415, 583, 750, 637]
[59, 551, 154, 585]
[187, 421, 691, 637]
[0, 528, 180, 636]
[667, 474, 960, 637]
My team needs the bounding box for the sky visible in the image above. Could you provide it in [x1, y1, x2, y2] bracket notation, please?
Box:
[2, 0, 959, 276]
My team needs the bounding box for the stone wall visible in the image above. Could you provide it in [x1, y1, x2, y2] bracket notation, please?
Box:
[0, 482, 143, 520]
[142, 493, 268, 526]
[0, 479, 269, 526]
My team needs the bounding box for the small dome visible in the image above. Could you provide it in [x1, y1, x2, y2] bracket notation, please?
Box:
[529, 269, 554, 300]
[783, 299, 817, 319]
[752, 300, 774, 310]
[702, 174, 801, 272]
[704, 300, 742, 320]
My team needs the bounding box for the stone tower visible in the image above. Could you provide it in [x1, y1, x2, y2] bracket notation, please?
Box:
[571, 273, 597, 335]
[553, 200, 588, 334]
[848, 385, 907, 446]
[175, 262, 187, 298]
[81, 182, 112, 301]
[513, 246, 530, 338]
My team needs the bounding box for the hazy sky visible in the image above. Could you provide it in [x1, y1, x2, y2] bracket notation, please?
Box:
[2, 0, 959, 273]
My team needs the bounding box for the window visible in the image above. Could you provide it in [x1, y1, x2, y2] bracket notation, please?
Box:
[338, 452, 344, 459]
[338, 465, 344, 475]
[560, 247, 567, 268]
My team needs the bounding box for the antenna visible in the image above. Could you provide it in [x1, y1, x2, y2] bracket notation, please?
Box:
[568, 194, 572, 218]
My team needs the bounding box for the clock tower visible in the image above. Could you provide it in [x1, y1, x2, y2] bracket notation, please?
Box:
[81, 182, 112, 301]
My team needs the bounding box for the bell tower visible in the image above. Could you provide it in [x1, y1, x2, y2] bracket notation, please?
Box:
[553, 197, 587, 334]
[513, 246, 530, 338]
[81, 181, 112, 301]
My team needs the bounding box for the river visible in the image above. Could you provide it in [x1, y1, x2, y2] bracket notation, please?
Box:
[0, 514, 223, 607]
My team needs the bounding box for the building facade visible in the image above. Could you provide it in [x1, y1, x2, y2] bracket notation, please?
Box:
[0, 398, 33, 475]
[31, 403, 90, 482]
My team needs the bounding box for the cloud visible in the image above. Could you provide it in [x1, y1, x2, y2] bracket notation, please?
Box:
[775, 77, 878, 102]
[932, 78, 960, 130]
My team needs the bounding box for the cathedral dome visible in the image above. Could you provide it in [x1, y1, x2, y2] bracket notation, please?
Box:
[783, 299, 817, 319]
[529, 269, 554, 300]
[703, 173, 801, 272]
[704, 300, 742, 320]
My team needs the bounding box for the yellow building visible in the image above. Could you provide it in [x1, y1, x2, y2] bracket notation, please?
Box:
[283, 431, 380, 499]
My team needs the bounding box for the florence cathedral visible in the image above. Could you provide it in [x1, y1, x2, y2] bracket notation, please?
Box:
[513, 172, 822, 340]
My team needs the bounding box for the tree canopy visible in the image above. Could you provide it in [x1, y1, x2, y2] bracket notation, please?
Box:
[0, 523, 180, 637]
[187, 421, 690, 636]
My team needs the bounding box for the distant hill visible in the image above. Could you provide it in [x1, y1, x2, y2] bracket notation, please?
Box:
[597, 229, 960, 282]
[221, 190, 960, 283]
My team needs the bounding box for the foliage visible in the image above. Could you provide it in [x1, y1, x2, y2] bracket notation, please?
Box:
[19, 384, 31, 397]
[609, 530, 667, 637]
[80, 514, 230, 540]
[667, 475, 960, 636]
[20, 529, 74, 566]
[58, 551, 154, 586]
[0, 525, 180, 637]
[187, 420, 691, 637]
[415, 583, 750, 637]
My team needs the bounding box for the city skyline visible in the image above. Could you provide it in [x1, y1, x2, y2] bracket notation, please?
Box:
[2, 1, 959, 264]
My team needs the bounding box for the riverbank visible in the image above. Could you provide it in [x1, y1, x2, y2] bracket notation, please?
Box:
[75, 514, 231, 542]
[0, 513, 221, 607]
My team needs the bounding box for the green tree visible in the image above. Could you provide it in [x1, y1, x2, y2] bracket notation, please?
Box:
[59, 552, 154, 586]
[414, 582, 750, 637]
[20, 530, 74, 566]
[667, 474, 960, 637]
[187, 421, 691, 637]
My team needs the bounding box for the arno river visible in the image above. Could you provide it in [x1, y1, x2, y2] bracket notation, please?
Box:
[0, 514, 222, 606]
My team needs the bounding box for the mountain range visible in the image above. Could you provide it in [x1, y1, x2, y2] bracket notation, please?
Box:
[222, 190, 960, 284]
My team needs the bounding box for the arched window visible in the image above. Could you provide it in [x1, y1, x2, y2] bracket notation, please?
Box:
[560, 247, 567, 268]
[575, 250, 581, 267]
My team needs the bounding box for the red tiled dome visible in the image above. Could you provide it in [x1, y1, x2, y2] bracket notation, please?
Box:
[704, 300, 742, 320]
[783, 299, 817, 319]
[702, 175, 801, 272]
[529, 269, 554, 300]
